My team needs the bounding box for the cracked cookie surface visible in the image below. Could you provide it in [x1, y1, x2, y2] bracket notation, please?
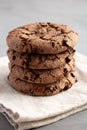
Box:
[7, 22, 78, 54]
[8, 72, 77, 96]
[7, 49, 75, 69]
[9, 65, 63, 84]
[9, 59, 75, 84]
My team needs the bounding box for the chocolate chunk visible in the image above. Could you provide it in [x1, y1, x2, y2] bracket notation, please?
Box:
[73, 49, 76, 52]
[13, 56, 16, 60]
[46, 87, 51, 93]
[51, 42, 55, 47]
[62, 40, 68, 46]
[65, 57, 71, 63]
[71, 73, 75, 77]
[75, 79, 78, 82]
[64, 68, 68, 74]
[63, 85, 69, 91]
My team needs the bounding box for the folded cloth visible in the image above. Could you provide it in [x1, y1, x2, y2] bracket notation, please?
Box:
[0, 52, 87, 130]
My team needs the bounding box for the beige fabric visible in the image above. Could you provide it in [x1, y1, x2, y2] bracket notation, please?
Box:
[0, 52, 87, 130]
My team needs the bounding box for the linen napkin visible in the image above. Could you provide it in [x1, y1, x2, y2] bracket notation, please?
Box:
[0, 52, 87, 130]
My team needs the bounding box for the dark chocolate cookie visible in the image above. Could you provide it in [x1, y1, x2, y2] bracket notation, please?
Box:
[7, 49, 75, 69]
[7, 22, 78, 54]
[9, 64, 63, 84]
[9, 59, 75, 84]
[8, 72, 77, 96]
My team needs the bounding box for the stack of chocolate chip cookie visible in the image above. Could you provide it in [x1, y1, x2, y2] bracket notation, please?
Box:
[7, 22, 78, 96]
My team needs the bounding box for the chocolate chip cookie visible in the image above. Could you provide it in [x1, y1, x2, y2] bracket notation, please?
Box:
[7, 22, 78, 96]
[7, 22, 78, 54]
[8, 72, 77, 96]
[7, 49, 75, 69]
[9, 58, 75, 84]
[9, 64, 63, 84]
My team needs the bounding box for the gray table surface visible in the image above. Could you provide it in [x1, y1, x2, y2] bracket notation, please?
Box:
[0, 0, 87, 129]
